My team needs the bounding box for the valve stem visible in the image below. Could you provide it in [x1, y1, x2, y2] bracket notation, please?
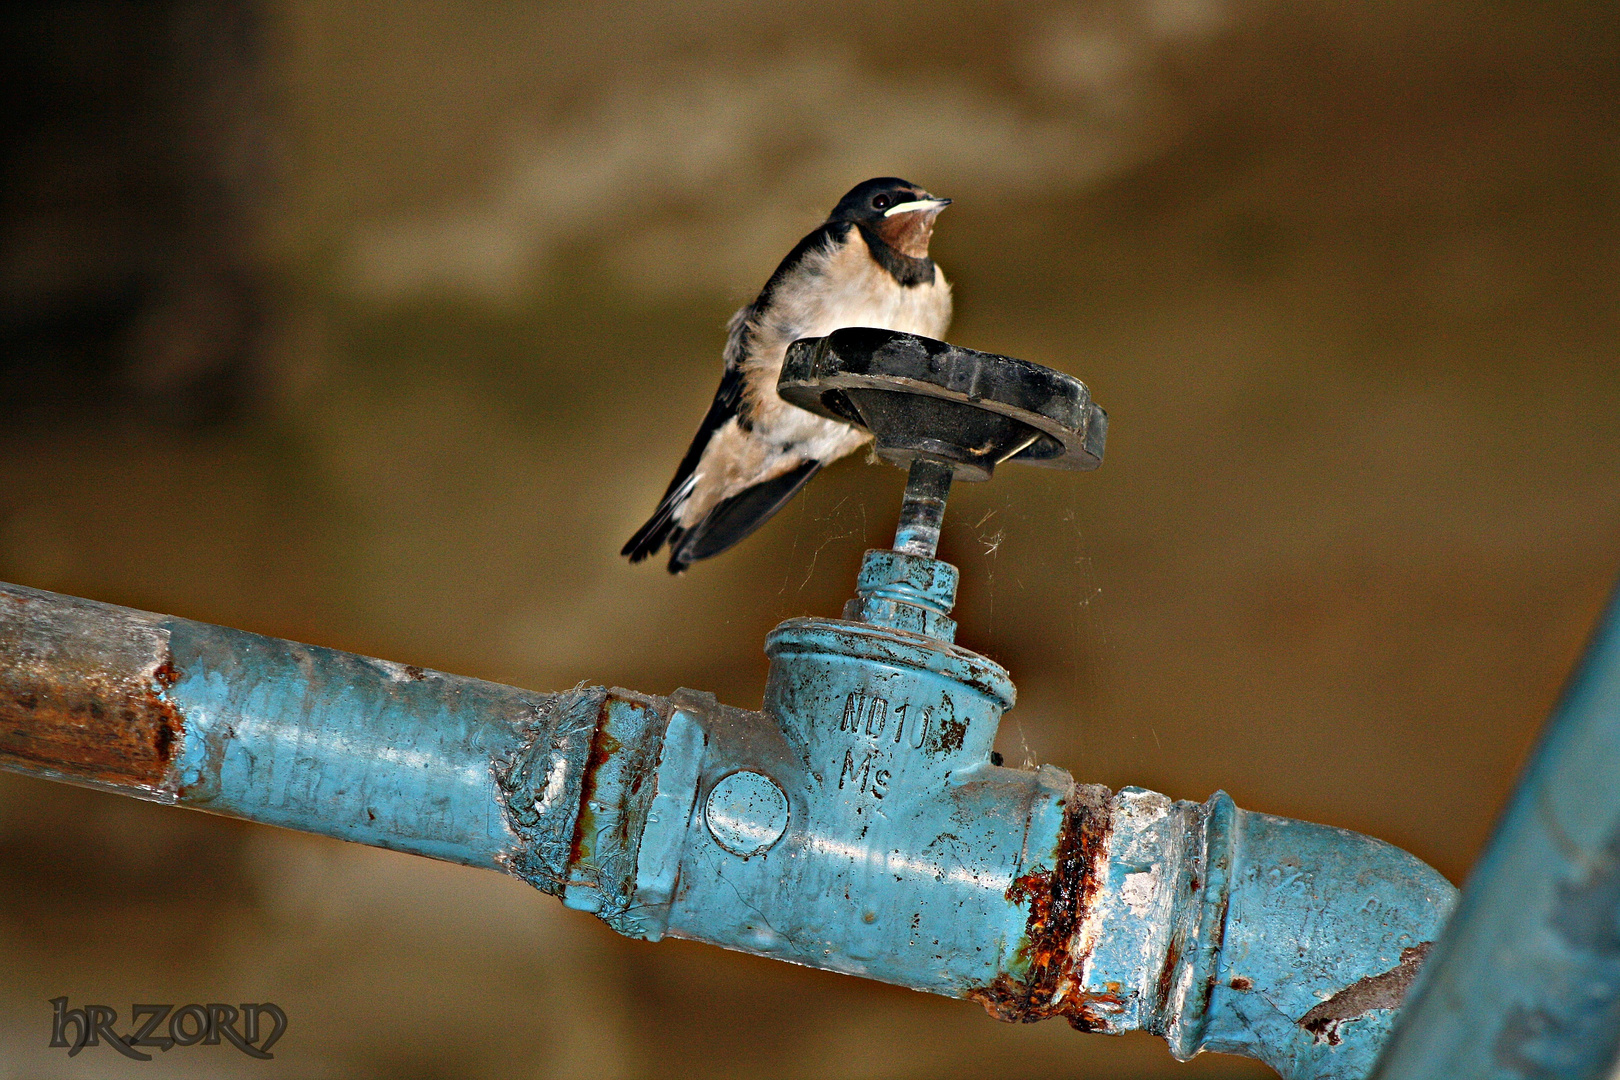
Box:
[894, 458, 955, 558]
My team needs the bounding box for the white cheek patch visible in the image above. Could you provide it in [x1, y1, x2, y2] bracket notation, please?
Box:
[883, 199, 948, 217]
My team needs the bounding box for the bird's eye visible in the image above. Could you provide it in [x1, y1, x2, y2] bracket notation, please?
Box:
[872, 194, 891, 210]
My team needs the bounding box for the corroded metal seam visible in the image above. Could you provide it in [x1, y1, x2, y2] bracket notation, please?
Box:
[493, 683, 606, 896]
[1145, 796, 1209, 1039]
[1067, 788, 1210, 1038]
[967, 782, 1118, 1027]
[561, 690, 666, 933]
[1164, 790, 1238, 1059]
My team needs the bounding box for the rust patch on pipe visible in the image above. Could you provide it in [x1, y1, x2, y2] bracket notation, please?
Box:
[1156, 929, 1184, 1011]
[0, 646, 184, 794]
[1299, 942, 1435, 1045]
[968, 783, 1118, 1030]
[551, 690, 666, 926]
[568, 721, 622, 868]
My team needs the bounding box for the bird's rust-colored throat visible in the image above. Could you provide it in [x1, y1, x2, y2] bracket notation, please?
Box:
[876, 206, 944, 259]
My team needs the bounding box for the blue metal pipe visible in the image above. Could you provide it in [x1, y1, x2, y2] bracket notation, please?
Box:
[0, 583, 599, 890]
[1370, 583, 1620, 1079]
[0, 579, 1457, 1076]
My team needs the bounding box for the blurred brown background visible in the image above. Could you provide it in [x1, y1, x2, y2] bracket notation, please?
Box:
[0, 1, 1616, 1077]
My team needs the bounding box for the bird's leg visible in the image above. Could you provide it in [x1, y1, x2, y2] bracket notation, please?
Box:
[893, 458, 954, 558]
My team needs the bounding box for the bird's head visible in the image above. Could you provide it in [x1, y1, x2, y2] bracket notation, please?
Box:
[828, 177, 951, 259]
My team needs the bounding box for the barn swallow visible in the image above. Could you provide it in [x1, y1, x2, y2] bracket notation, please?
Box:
[622, 177, 953, 572]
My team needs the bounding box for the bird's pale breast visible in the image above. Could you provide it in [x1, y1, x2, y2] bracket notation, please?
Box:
[744, 229, 952, 424]
[677, 229, 951, 526]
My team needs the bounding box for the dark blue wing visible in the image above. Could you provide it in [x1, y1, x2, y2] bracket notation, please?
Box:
[620, 362, 746, 564]
[665, 459, 822, 572]
[622, 221, 845, 569]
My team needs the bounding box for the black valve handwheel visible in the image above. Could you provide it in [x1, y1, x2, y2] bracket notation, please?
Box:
[778, 327, 1106, 482]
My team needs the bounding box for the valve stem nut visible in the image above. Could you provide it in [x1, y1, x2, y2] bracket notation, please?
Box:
[842, 596, 958, 641]
[855, 549, 958, 613]
[846, 549, 960, 642]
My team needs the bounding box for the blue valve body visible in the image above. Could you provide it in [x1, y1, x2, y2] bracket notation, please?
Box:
[661, 614, 1061, 996]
